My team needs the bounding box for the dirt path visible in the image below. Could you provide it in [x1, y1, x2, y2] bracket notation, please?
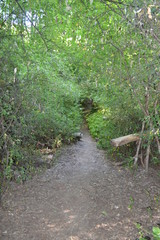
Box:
[0, 129, 160, 240]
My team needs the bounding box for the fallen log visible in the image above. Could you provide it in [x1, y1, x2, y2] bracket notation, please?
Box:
[111, 127, 159, 171]
[111, 134, 140, 147]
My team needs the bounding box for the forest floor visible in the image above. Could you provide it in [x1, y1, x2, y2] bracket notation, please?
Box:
[0, 128, 160, 240]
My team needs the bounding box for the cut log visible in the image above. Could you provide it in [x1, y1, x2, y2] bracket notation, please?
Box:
[111, 134, 140, 147]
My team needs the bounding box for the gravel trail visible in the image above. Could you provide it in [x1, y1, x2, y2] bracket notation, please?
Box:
[0, 129, 160, 240]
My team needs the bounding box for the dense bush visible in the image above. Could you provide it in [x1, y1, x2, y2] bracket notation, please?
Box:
[0, 23, 82, 185]
[87, 110, 115, 148]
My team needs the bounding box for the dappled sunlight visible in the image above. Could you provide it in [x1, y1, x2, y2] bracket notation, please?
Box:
[41, 208, 77, 234]
[68, 214, 76, 223]
[47, 223, 56, 229]
[95, 218, 132, 232]
[69, 236, 79, 240]
[37, 208, 136, 239]
[64, 209, 71, 213]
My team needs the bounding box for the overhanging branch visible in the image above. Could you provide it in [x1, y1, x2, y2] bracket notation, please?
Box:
[14, 0, 48, 50]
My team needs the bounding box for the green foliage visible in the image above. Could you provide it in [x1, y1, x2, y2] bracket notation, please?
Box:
[0, 0, 83, 186]
[3, 159, 13, 181]
[74, 0, 160, 166]
[136, 225, 160, 240]
[128, 196, 134, 210]
[87, 110, 115, 148]
[153, 227, 160, 240]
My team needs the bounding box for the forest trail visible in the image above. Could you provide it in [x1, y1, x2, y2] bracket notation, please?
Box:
[0, 129, 160, 240]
